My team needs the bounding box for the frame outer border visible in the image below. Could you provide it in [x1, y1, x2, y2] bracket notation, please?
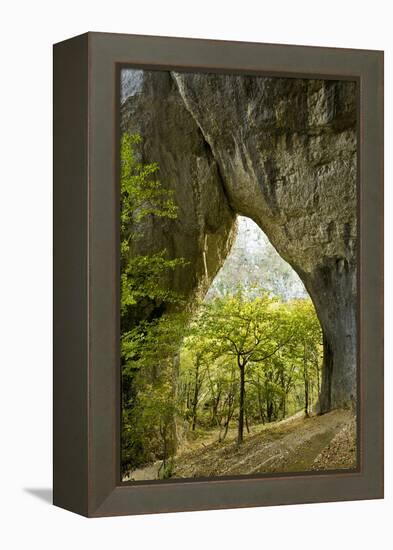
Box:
[53, 32, 384, 517]
[53, 33, 90, 516]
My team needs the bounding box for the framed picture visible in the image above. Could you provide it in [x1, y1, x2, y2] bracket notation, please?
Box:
[53, 32, 383, 517]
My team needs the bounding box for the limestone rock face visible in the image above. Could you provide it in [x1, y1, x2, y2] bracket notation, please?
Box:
[121, 70, 357, 411]
[120, 70, 236, 311]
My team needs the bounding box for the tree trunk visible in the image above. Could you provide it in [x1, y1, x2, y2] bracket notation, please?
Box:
[221, 392, 234, 441]
[238, 362, 245, 445]
[245, 406, 250, 434]
[258, 390, 265, 424]
[211, 389, 221, 426]
[316, 359, 320, 398]
[304, 378, 309, 416]
[186, 382, 191, 409]
[281, 394, 286, 420]
[191, 359, 200, 431]
[267, 400, 273, 423]
[303, 342, 309, 417]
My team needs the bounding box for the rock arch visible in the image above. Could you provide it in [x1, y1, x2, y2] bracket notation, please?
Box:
[120, 69, 357, 412]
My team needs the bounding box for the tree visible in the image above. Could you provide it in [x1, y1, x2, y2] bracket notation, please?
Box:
[196, 290, 293, 444]
[288, 299, 322, 416]
[122, 312, 188, 477]
[120, 132, 185, 322]
[119, 135, 324, 473]
[176, 343, 206, 432]
[120, 133, 187, 475]
[180, 333, 238, 439]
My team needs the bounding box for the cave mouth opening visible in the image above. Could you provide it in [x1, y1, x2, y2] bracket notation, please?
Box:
[122, 214, 325, 481]
[205, 215, 309, 303]
[177, 215, 323, 445]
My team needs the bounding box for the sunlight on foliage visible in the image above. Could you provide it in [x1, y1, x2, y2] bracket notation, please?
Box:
[120, 133, 188, 474]
[120, 133, 323, 479]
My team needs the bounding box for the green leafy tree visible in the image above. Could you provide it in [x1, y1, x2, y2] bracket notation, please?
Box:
[122, 313, 188, 477]
[178, 295, 322, 445]
[195, 290, 293, 444]
[120, 135, 324, 474]
[120, 133, 187, 475]
[120, 133, 185, 320]
[287, 299, 322, 416]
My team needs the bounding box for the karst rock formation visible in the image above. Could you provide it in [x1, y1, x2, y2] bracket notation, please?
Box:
[120, 70, 357, 413]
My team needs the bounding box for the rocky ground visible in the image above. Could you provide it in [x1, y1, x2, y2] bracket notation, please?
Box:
[126, 409, 357, 481]
[312, 414, 357, 471]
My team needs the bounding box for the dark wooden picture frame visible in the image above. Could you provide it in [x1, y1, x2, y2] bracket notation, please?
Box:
[53, 32, 383, 517]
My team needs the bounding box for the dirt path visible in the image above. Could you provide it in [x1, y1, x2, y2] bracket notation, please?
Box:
[125, 409, 356, 481]
[174, 409, 356, 478]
